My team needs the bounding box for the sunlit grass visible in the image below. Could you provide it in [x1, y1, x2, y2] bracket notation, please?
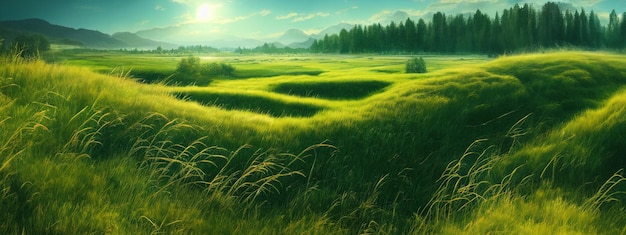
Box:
[1, 51, 626, 233]
[440, 185, 601, 235]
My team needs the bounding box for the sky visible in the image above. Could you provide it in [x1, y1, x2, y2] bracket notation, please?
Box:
[0, 0, 624, 40]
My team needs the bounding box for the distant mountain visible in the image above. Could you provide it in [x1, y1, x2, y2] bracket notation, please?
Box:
[276, 29, 310, 45]
[264, 24, 354, 49]
[135, 26, 183, 44]
[135, 25, 263, 48]
[311, 23, 354, 39]
[137, 26, 316, 49]
[209, 38, 263, 49]
[269, 41, 287, 48]
[372, 11, 412, 26]
[0, 18, 126, 48]
[111, 32, 176, 50]
[288, 38, 315, 49]
[0, 16, 419, 50]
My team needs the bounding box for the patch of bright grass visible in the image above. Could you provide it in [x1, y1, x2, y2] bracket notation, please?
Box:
[440, 185, 601, 235]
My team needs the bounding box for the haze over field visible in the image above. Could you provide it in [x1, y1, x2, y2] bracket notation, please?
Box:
[1, 0, 623, 46]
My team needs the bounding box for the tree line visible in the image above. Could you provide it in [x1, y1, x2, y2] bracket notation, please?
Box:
[310, 2, 626, 54]
[235, 43, 308, 54]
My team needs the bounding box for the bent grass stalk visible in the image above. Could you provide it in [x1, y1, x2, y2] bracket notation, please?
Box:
[60, 107, 120, 158]
[583, 169, 626, 211]
[127, 112, 331, 206]
[140, 215, 184, 234]
[420, 114, 534, 231]
[1, 111, 49, 172]
[422, 139, 495, 222]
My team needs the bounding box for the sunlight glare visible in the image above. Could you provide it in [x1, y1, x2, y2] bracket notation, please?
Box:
[196, 4, 212, 21]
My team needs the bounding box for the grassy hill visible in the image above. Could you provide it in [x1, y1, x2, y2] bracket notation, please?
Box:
[1, 51, 625, 234]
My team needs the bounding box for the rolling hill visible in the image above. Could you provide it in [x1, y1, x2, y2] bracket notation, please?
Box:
[0, 51, 625, 234]
[0, 18, 173, 49]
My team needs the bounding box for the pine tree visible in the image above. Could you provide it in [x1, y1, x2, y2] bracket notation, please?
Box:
[308, 3, 622, 54]
[405, 18, 418, 52]
[416, 19, 427, 52]
[431, 12, 447, 52]
[538, 2, 565, 47]
[588, 11, 602, 47]
[608, 10, 620, 48]
[621, 12, 626, 47]
[565, 10, 575, 44]
[580, 9, 589, 46]
[490, 12, 503, 54]
[339, 29, 350, 53]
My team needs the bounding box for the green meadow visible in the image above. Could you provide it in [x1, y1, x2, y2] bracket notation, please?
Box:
[1, 50, 626, 234]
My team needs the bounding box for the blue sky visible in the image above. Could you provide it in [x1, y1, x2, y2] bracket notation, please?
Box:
[0, 0, 623, 39]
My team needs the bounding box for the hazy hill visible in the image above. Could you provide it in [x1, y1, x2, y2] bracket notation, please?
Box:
[111, 32, 176, 50]
[135, 25, 263, 48]
[136, 23, 355, 48]
[135, 25, 186, 44]
[386, 11, 411, 25]
[276, 28, 310, 45]
[0, 18, 126, 48]
[0, 18, 177, 49]
[0, 19, 375, 49]
[312, 23, 354, 39]
[288, 37, 315, 48]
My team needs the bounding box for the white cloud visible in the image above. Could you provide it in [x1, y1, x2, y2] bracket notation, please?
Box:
[265, 31, 285, 38]
[439, 0, 496, 3]
[138, 20, 151, 26]
[278, 11, 331, 22]
[568, 0, 604, 8]
[259, 10, 271, 16]
[170, 0, 192, 5]
[177, 12, 195, 22]
[276, 13, 298, 20]
[302, 28, 323, 35]
[369, 10, 393, 22]
[174, 3, 268, 25]
[217, 10, 271, 24]
[155, 5, 165, 11]
[293, 12, 329, 22]
[598, 11, 610, 24]
[336, 6, 358, 15]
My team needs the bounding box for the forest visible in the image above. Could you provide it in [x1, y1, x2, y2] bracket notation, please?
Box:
[310, 2, 626, 54]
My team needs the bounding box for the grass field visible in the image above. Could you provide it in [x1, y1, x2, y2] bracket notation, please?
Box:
[1, 50, 626, 234]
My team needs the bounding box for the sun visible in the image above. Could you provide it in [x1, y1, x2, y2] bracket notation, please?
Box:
[196, 4, 212, 21]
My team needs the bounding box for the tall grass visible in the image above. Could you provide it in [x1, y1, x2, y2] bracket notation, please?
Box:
[1, 51, 626, 233]
[0, 55, 342, 233]
[0, 103, 50, 231]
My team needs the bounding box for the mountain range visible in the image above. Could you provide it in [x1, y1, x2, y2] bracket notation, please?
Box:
[0, 13, 405, 50]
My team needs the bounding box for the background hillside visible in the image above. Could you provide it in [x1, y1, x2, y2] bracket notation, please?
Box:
[0, 18, 173, 49]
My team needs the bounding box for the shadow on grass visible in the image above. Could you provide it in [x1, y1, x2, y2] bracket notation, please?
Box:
[272, 80, 391, 100]
[371, 69, 401, 74]
[174, 91, 321, 118]
[233, 70, 324, 79]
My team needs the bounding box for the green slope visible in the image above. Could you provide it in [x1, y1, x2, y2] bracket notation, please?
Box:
[1, 51, 625, 234]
